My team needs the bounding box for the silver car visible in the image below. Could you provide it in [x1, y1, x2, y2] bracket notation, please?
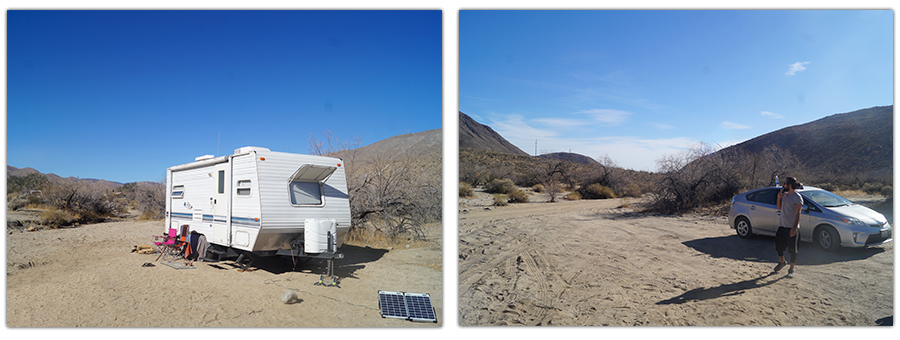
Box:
[728, 186, 892, 251]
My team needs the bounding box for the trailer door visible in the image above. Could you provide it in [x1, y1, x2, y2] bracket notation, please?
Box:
[211, 162, 231, 245]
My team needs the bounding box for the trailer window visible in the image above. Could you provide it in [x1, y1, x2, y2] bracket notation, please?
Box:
[289, 181, 322, 205]
[171, 185, 185, 198]
[217, 170, 225, 194]
[236, 180, 251, 196]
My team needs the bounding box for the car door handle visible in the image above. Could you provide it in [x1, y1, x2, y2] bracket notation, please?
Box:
[750, 206, 756, 210]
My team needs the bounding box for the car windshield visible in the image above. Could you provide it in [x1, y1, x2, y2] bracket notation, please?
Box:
[800, 190, 855, 208]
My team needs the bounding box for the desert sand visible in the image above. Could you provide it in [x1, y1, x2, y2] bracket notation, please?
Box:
[6, 211, 442, 327]
[458, 190, 892, 326]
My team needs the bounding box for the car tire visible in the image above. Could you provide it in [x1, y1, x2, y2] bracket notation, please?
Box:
[735, 217, 753, 239]
[815, 225, 840, 252]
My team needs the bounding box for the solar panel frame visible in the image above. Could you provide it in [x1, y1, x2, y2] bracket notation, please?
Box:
[378, 290, 437, 323]
[378, 291, 409, 320]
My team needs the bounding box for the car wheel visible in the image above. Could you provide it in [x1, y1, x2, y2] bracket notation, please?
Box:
[815, 226, 840, 252]
[735, 217, 753, 238]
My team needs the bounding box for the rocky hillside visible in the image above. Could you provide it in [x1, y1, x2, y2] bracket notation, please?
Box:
[537, 152, 599, 165]
[350, 128, 441, 162]
[7, 165, 124, 190]
[723, 105, 892, 176]
[459, 111, 529, 156]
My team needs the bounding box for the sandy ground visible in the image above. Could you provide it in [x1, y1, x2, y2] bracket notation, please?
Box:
[458, 189, 893, 326]
[6, 211, 442, 327]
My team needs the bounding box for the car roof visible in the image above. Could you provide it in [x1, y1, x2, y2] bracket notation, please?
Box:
[751, 186, 822, 191]
[739, 186, 823, 196]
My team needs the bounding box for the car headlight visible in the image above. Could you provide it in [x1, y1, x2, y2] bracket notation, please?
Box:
[840, 217, 868, 227]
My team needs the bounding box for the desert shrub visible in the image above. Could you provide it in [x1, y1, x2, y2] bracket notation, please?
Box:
[322, 137, 442, 242]
[492, 194, 508, 206]
[880, 186, 893, 198]
[6, 173, 50, 195]
[485, 178, 517, 195]
[579, 183, 616, 199]
[40, 209, 75, 228]
[7, 193, 28, 211]
[649, 143, 748, 214]
[507, 189, 529, 203]
[138, 210, 161, 221]
[348, 156, 441, 241]
[621, 183, 642, 198]
[459, 182, 474, 198]
[818, 182, 837, 192]
[862, 182, 892, 197]
[117, 181, 165, 220]
[532, 184, 545, 193]
[134, 182, 165, 220]
[863, 182, 880, 195]
[45, 180, 126, 219]
[565, 192, 581, 200]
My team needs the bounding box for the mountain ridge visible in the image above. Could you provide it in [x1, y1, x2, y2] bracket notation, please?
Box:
[722, 105, 892, 176]
[459, 111, 529, 156]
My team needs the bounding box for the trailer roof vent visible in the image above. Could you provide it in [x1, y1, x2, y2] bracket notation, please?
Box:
[235, 146, 271, 155]
[195, 155, 215, 162]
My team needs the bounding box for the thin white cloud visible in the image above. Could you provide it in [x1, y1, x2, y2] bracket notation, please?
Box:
[785, 61, 811, 76]
[575, 109, 632, 125]
[489, 113, 558, 141]
[761, 111, 784, 119]
[654, 123, 676, 130]
[720, 121, 751, 130]
[534, 117, 586, 129]
[513, 135, 699, 172]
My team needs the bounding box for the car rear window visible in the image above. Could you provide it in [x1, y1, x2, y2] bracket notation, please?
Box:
[746, 189, 779, 205]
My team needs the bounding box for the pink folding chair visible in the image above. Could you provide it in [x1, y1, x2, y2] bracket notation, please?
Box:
[153, 228, 180, 262]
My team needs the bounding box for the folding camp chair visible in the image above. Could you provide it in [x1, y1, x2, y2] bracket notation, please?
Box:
[154, 228, 187, 262]
[153, 228, 177, 261]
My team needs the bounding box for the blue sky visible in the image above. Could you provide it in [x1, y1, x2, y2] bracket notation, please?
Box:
[460, 10, 893, 172]
[6, 10, 442, 183]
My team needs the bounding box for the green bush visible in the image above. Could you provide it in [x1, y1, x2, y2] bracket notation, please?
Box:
[485, 178, 517, 195]
[459, 182, 474, 198]
[507, 189, 529, 203]
[579, 183, 616, 199]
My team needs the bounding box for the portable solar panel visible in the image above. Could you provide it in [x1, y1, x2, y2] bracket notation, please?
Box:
[378, 291, 437, 323]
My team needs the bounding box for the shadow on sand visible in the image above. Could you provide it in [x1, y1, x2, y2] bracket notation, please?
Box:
[657, 272, 783, 305]
[207, 244, 390, 279]
[682, 234, 885, 266]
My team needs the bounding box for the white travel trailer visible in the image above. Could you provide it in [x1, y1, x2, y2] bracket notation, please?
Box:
[165, 146, 351, 262]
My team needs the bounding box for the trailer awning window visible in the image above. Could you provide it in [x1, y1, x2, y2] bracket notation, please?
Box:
[287, 165, 336, 206]
[289, 165, 337, 183]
